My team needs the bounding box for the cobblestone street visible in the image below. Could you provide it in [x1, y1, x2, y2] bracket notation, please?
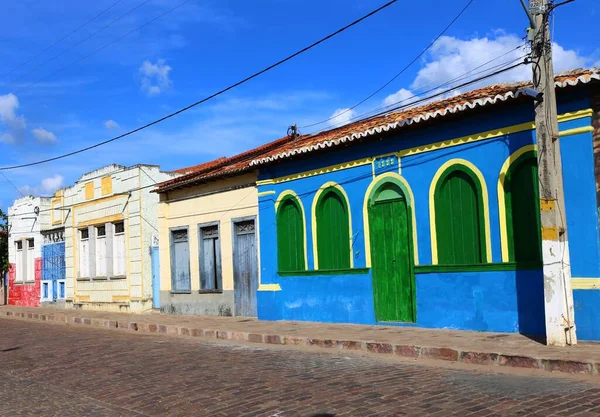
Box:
[1, 318, 600, 417]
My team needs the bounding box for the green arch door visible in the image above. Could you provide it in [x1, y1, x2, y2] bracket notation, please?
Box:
[368, 182, 416, 322]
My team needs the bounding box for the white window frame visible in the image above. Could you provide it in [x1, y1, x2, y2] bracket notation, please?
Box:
[95, 225, 107, 277]
[26, 238, 35, 282]
[112, 221, 126, 278]
[79, 228, 90, 278]
[15, 241, 24, 283]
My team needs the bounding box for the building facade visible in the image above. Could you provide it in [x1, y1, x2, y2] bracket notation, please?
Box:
[252, 69, 600, 341]
[52, 164, 179, 312]
[7, 196, 51, 307]
[155, 157, 263, 316]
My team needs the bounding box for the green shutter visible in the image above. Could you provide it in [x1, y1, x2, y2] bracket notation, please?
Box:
[505, 153, 542, 263]
[316, 188, 351, 269]
[435, 167, 486, 264]
[276, 197, 306, 271]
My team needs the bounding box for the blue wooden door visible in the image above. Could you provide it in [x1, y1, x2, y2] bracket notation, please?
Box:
[151, 246, 160, 308]
[233, 219, 258, 316]
[42, 242, 65, 302]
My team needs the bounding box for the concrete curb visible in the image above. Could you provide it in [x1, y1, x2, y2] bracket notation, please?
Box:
[3, 310, 597, 376]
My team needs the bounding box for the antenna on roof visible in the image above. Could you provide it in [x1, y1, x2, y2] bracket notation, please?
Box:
[287, 124, 299, 147]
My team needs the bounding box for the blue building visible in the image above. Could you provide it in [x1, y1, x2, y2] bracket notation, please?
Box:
[250, 68, 600, 341]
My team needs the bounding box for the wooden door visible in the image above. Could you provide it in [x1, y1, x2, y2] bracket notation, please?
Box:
[369, 183, 415, 322]
[233, 219, 258, 316]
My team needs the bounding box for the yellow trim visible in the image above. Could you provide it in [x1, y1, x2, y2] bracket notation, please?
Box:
[85, 182, 94, 200]
[77, 214, 124, 228]
[429, 159, 492, 264]
[257, 158, 372, 186]
[257, 190, 276, 197]
[112, 295, 130, 302]
[275, 190, 309, 270]
[363, 172, 418, 268]
[76, 295, 91, 301]
[497, 145, 537, 262]
[557, 108, 593, 123]
[559, 126, 594, 137]
[101, 176, 113, 196]
[400, 121, 536, 158]
[311, 181, 354, 270]
[572, 278, 600, 290]
[258, 284, 282, 291]
[255, 109, 592, 186]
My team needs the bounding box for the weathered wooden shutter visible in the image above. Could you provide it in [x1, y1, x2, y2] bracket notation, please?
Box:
[277, 197, 305, 272]
[316, 189, 351, 269]
[505, 155, 542, 263]
[96, 226, 107, 277]
[435, 169, 485, 264]
[200, 225, 221, 290]
[171, 229, 190, 292]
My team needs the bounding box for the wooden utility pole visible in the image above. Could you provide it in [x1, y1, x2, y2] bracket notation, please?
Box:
[527, 0, 576, 346]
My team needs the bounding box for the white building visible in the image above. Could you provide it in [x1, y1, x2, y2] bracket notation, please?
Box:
[7, 196, 52, 306]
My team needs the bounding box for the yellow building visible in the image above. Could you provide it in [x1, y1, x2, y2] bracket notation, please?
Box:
[155, 156, 260, 316]
[58, 164, 179, 312]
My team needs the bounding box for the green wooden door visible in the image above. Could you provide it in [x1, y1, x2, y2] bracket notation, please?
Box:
[369, 184, 415, 322]
[505, 155, 542, 263]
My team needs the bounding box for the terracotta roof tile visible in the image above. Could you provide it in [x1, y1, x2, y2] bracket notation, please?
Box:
[155, 67, 599, 193]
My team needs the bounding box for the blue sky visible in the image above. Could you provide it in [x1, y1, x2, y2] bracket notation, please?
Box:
[0, 0, 597, 209]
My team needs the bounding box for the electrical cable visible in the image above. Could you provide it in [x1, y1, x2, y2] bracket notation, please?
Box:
[338, 50, 528, 129]
[9, 61, 528, 220]
[300, 0, 475, 130]
[0, 0, 125, 80]
[12, 0, 196, 94]
[0, 0, 398, 171]
[8, 0, 153, 89]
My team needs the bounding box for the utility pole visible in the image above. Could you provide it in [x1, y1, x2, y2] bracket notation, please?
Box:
[526, 0, 576, 346]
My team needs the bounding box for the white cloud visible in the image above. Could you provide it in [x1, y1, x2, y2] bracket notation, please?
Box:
[381, 34, 597, 114]
[328, 108, 356, 128]
[104, 119, 120, 130]
[0, 93, 26, 144]
[139, 59, 172, 96]
[383, 88, 419, 108]
[31, 127, 57, 144]
[19, 174, 63, 197]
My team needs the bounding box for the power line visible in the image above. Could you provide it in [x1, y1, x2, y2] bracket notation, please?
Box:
[9, 61, 528, 220]
[344, 61, 527, 125]
[0, 0, 125, 80]
[0, 0, 398, 171]
[12, 0, 195, 94]
[0, 172, 25, 198]
[337, 49, 527, 129]
[8, 0, 152, 88]
[300, 0, 475, 130]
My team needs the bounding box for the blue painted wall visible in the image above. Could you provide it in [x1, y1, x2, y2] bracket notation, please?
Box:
[257, 91, 598, 338]
[574, 289, 600, 341]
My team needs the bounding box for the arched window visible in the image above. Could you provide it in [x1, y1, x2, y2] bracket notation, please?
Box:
[315, 187, 351, 269]
[276, 195, 306, 271]
[504, 152, 542, 263]
[434, 165, 487, 264]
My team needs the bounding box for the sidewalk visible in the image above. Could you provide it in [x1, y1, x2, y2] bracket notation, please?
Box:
[2, 305, 599, 376]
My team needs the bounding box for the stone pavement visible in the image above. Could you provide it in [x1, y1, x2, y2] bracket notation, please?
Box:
[2, 318, 600, 417]
[2, 305, 600, 376]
